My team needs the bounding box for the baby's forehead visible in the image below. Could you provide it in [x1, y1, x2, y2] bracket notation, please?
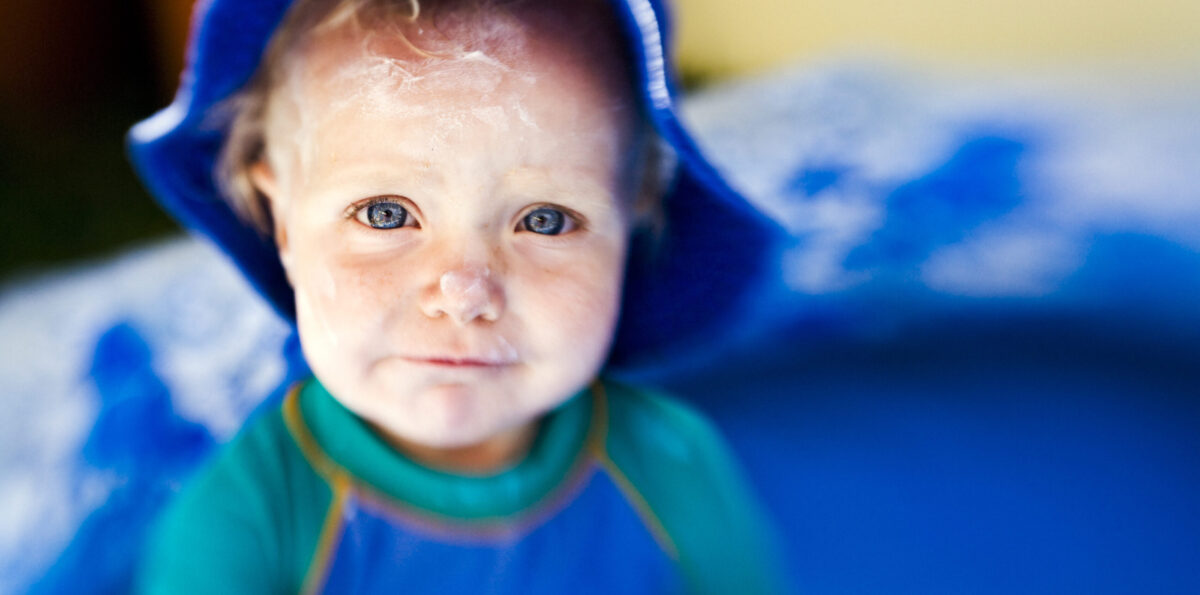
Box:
[256, 0, 644, 194]
[296, 33, 526, 109]
[296, 14, 519, 89]
[264, 10, 639, 165]
[286, 2, 631, 103]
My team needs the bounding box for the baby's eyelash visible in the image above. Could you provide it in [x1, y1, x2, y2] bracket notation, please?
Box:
[342, 196, 399, 219]
[519, 203, 587, 230]
[343, 196, 419, 230]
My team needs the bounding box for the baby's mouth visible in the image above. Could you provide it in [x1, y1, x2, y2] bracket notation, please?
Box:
[397, 335, 520, 369]
[404, 356, 516, 368]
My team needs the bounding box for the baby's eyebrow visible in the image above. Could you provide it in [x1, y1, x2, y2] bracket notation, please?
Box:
[312, 160, 443, 190]
[501, 167, 619, 206]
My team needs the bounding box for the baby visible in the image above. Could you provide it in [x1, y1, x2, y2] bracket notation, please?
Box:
[132, 0, 781, 592]
[236, 0, 651, 473]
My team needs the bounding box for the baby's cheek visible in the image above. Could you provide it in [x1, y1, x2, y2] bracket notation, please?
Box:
[293, 252, 390, 338]
[306, 248, 402, 301]
[520, 250, 624, 347]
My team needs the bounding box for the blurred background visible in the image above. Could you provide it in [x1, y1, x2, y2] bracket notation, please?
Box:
[3, 0, 1200, 279]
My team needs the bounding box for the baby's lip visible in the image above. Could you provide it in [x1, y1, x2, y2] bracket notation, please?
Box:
[400, 355, 518, 368]
[396, 337, 520, 368]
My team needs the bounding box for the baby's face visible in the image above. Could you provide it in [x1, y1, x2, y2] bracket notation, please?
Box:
[256, 22, 638, 455]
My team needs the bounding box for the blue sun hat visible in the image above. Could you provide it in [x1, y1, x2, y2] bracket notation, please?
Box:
[128, 0, 784, 372]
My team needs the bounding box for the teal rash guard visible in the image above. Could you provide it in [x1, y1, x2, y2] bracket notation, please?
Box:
[137, 378, 781, 594]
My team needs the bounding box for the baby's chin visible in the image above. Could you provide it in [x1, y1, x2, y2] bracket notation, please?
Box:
[336, 374, 562, 449]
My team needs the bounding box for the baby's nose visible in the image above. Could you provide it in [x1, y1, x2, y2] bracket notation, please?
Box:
[420, 265, 504, 326]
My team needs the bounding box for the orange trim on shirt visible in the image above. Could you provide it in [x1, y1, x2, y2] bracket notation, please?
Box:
[281, 385, 341, 481]
[587, 382, 681, 561]
[283, 387, 352, 594]
[352, 381, 612, 542]
[280, 381, 610, 543]
[300, 473, 350, 595]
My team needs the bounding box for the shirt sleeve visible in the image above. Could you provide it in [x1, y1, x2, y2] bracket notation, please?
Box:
[135, 410, 326, 595]
[603, 383, 787, 594]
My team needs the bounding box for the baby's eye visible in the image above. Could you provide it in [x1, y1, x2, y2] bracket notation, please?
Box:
[518, 207, 575, 235]
[352, 199, 414, 230]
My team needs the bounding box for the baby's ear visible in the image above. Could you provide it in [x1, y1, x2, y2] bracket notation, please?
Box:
[249, 161, 293, 275]
[631, 136, 669, 237]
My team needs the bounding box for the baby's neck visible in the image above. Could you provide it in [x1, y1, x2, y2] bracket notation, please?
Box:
[373, 420, 541, 475]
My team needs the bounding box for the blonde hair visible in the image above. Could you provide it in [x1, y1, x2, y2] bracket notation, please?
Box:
[215, 0, 666, 236]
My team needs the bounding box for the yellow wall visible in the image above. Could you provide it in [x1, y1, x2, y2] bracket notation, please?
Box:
[675, 0, 1200, 78]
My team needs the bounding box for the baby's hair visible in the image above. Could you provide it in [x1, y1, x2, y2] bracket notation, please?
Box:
[216, 0, 669, 237]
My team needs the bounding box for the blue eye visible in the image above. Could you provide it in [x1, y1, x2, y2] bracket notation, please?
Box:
[360, 201, 409, 229]
[521, 207, 566, 235]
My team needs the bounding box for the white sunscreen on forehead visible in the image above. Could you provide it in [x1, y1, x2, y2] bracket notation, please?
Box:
[269, 11, 541, 181]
